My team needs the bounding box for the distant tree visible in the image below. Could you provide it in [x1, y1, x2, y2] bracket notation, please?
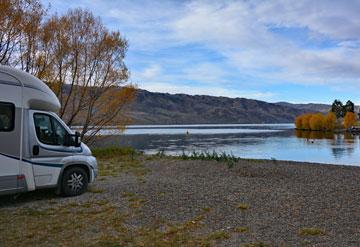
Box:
[331, 100, 344, 118]
[344, 100, 355, 113]
[324, 112, 336, 131]
[302, 113, 312, 130]
[295, 112, 337, 131]
[344, 112, 358, 129]
[309, 113, 325, 131]
[295, 115, 303, 129]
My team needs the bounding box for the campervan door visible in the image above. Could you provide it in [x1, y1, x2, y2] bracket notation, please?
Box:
[0, 72, 25, 194]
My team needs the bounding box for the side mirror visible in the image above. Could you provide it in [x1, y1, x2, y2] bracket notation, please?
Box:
[74, 131, 81, 147]
[64, 133, 71, 147]
[64, 131, 81, 147]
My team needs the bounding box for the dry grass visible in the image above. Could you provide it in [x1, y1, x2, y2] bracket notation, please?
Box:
[207, 230, 231, 241]
[0, 198, 233, 247]
[87, 186, 106, 194]
[237, 203, 249, 210]
[93, 147, 149, 179]
[298, 227, 325, 236]
[0, 149, 234, 246]
[98, 157, 149, 178]
[234, 227, 249, 233]
[242, 242, 270, 247]
[0, 200, 129, 246]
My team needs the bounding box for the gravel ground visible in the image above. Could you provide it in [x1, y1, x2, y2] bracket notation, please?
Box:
[1, 158, 360, 246]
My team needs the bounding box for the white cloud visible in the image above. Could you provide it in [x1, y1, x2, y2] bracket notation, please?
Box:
[138, 64, 162, 80]
[256, 0, 360, 40]
[182, 63, 229, 84]
[171, 0, 360, 84]
[43, 0, 360, 100]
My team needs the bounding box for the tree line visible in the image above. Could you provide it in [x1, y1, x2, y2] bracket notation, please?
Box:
[0, 0, 136, 143]
[295, 100, 358, 131]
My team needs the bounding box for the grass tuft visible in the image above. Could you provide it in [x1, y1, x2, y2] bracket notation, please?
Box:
[242, 242, 269, 247]
[237, 204, 248, 210]
[92, 146, 138, 159]
[234, 227, 248, 233]
[206, 230, 231, 240]
[96, 149, 149, 178]
[299, 227, 325, 236]
[87, 186, 105, 194]
[180, 150, 240, 168]
[202, 207, 212, 213]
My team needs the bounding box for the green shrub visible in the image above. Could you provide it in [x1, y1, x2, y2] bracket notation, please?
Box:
[92, 146, 137, 159]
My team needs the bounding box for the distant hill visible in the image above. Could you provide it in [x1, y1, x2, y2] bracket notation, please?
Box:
[127, 89, 314, 124]
[276, 102, 360, 114]
[275, 102, 331, 113]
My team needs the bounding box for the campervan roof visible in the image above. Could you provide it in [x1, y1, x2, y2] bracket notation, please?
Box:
[0, 65, 60, 112]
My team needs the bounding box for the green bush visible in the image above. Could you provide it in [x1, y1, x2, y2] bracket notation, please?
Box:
[92, 146, 138, 159]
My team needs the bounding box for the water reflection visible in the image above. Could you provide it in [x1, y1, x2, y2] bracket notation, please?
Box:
[93, 125, 360, 166]
[294, 130, 358, 159]
[295, 130, 356, 140]
[295, 130, 335, 139]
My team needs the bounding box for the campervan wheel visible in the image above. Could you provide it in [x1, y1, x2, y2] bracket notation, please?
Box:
[61, 167, 89, 196]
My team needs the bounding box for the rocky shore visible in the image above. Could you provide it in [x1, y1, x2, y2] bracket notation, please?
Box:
[1, 155, 360, 246]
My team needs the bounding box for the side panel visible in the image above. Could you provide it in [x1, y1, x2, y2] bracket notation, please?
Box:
[32, 161, 62, 187]
[0, 83, 22, 193]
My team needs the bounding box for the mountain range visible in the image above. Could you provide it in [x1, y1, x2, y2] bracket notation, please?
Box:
[127, 89, 332, 125]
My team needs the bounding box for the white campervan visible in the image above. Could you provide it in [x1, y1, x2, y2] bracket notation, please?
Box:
[0, 65, 97, 196]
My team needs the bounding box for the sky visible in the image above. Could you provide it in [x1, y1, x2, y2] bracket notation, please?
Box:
[41, 0, 360, 104]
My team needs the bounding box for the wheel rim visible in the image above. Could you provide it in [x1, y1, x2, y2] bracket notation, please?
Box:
[67, 172, 84, 192]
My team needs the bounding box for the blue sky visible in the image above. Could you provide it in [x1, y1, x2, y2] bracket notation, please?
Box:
[42, 0, 360, 104]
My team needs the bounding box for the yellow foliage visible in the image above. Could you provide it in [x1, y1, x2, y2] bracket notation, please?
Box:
[295, 116, 302, 129]
[309, 113, 326, 131]
[295, 113, 315, 130]
[295, 110, 358, 131]
[344, 112, 358, 129]
[324, 112, 336, 131]
[302, 114, 312, 130]
[295, 113, 329, 131]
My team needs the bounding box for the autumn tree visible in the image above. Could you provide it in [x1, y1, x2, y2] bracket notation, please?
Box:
[1, 2, 136, 143]
[309, 113, 325, 131]
[0, 0, 44, 65]
[36, 9, 135, 142]
[295, 115, 302, 129]
[295, 112, 337, 131]
[344, 112, 358, 129]
[324, 112, 336, 131]
[302, 113, 312, 130]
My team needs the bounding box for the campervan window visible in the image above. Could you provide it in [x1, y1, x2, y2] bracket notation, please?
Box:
[0, 102, 15, 132]
[33, 113, 67, 146]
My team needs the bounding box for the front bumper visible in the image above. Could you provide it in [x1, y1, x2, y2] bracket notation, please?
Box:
[88, 156, 98, 183]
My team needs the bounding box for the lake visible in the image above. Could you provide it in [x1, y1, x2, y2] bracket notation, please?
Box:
[93, 124, 360, 166]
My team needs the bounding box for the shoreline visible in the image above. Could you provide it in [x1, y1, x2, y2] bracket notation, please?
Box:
[156, 152, 360, 168]
[1, 153, 360, 246]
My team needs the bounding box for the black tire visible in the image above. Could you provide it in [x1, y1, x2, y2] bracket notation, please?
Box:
[61, 167, 88, 197]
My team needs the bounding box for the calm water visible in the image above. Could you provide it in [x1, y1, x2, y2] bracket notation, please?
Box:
[94, 124, 360, 166]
